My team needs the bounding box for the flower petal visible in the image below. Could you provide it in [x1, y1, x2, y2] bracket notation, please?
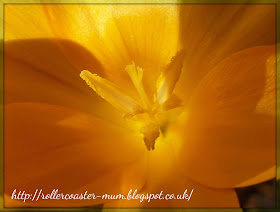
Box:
[103, 140, 239, 208]
[43, 4, 180, 95]
[5, 4, 53, 40]
[4, 103, 147, 207]
[174, 46, 276, 188]
[104, 178, 238, 208]
[5, 39, 126, 123]
[176, 4, 276, 101]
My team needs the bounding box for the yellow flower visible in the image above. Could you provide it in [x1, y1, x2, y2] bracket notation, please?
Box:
[4, 3, 275, 208]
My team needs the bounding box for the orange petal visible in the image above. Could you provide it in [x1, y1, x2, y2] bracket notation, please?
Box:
[4, 103, 147, 207]
[5, 4, 53, 41]
[176, 4, 276, 101]
[174, 46, 276, 188]
[5, 39, 125, 123]
[104, 178, 238, 208]
[43, 4, 180, 95]
[103, 140, 239, 208]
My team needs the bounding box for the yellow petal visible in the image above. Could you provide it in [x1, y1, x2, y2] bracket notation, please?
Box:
[176, 4, 276, 101]
[43, 4, 180, 94]
[4, 103, 147, 207]
[103, 140, 239, 208]
[104, 180, 238, 208]
[5, 39, 126, 124]
[174, 46, 276, 188]
[5, 4, 53, 40]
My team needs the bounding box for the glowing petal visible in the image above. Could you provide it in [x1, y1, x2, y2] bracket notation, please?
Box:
[5, 5, 53, 41]
[175, 46, 276, 188]
[103, 140, 239, 208]
[4, 39, 128, 125]
[43, 4, 180, 92]
[5, 103, 147, 207]
[177, 4, 276, 101]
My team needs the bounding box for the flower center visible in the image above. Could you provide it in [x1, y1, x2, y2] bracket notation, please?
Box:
[80, 50, 185, 151]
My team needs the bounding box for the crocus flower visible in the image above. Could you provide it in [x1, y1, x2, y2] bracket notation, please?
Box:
[4, 3, 275, 208]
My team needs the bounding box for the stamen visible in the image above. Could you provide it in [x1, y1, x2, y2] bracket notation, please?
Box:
[125, 62, 151, 109]
[80, 52, 185, 151]
[80, 70, 141, 113]
[155, 50, 186, 104]
[122, 105, 145, 119]
[141, 123, 160, 151]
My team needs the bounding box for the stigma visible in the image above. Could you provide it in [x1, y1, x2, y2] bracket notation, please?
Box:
[80, 50, 185, 151]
